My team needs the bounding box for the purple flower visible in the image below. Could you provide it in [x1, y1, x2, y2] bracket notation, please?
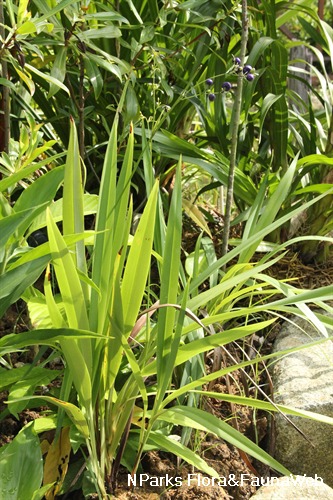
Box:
[246, 73, 255, 82]
[208, 93, 216, 101]
[243, 65, 252, 75]
[222, 81, 232, 92]
[205, 78, 214, 86]
[234, 57, 241, 65]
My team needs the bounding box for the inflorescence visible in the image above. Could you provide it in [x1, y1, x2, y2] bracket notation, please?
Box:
[205, 56, 256, 101]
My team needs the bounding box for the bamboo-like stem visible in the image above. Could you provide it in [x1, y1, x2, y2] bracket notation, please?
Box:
[221, 0, 249, 266]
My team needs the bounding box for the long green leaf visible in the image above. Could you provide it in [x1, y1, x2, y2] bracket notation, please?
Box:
[193, 392, 333, 426]
[156, 159, 182, 402]
[142, 319, 275, 377]
[158, 406, 291, 476]
[121, 180, 158, 330]
[147, 431, 220, 478]
[63, 118, 86, 276]
[0, 425, 43, 499]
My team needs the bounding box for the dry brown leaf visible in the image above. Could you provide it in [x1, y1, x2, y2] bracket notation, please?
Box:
[43, 426, 71, 500]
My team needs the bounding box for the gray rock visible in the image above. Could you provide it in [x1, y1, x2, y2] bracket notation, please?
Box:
[270, 312, 333, 487]
[250, 475, 333, 499]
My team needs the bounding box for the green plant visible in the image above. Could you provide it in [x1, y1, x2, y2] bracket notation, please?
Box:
[2, 1, 333, 498]
[1, 102, 333, 498]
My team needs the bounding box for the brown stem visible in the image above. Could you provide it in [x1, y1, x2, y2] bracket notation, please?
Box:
[318, 0, 324, 20]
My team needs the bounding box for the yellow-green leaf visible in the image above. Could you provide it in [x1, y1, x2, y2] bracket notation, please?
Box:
[182, 198, 212, 237]
[16, 21, 36, 34]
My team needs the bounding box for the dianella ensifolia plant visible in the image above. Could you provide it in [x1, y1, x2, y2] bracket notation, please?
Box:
[2, 101, 333, 499]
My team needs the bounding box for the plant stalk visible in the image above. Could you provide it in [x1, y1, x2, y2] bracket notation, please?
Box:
[0, 0, 10, 154]
[78, 53, 85, 160]
[221, 0, 249, 266]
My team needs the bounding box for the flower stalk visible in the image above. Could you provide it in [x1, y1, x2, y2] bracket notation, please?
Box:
[221, 0, 249, 266]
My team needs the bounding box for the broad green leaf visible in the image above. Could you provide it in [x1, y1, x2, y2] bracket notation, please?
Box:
[32, 483, 55, 500]
[297, 153, 333, 168]
[0, 78, 17, 91]
[185, 249, 207, 278]
[0, 425, 43, 499]
[0, 365, 56, 391]
[8, 366, 59, 417]
[10, 396, 89, 439]
[79, 26, 121, 40]
[49, 47, 67, 98]
[0, 204, 47, 249]
[8, 231, 95, 272]
[320, 20, 333, 70]
[28, 193, 98, 235]
[84, 57, 103, 100]
[21, 141, 58, 169]
[16, 21, 36, 34]
[0, 256, 50, 318]
[46, 211, 93, 403]
[124, 84, 140, 124]
[14, 166, 64, 214]
[89, 116, 119, 332]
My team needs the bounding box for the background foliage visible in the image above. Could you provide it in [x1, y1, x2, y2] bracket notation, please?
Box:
[1, 0, 333, 498]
